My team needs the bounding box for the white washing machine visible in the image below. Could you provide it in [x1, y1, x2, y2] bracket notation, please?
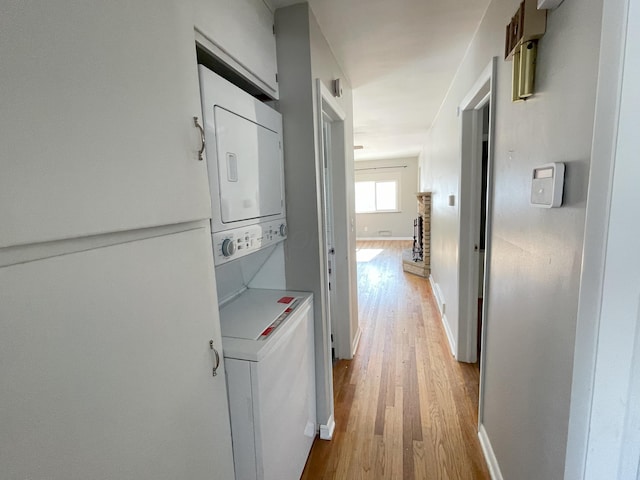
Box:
[219, 289, 316, 480]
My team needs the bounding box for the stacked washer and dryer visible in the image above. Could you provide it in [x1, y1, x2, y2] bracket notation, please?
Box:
[198, 66, 316, 480]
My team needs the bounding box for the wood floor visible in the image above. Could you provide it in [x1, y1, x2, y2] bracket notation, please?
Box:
[301, 240, 489, 480]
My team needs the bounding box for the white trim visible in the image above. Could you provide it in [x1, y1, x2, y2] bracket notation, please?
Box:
[356, 236, 412, 241]
[459, 61, 495, 113]
[429, 275, 445, 314]
[477, 58, 497, 426]
[351, 326, 362, 356]
[479, 424, 504, 480]
[457, 57, 497, 366]
[580, 0, 640, 476]
[194, 29, 277, 99]
[319, 414, 335, 440]
[316, 77, 358, 372]
[441, 314, 456, 357]
[354, 210, 403, 214]
[0, 220, 210, 268]
[564, 0, 630, 476]
[314, 79, 340, 438]
[619, 309, 640, 477]
[429, 276, 456, 356]
[318, 81, 346, 121]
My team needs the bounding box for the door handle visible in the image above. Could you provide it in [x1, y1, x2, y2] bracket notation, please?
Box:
[209, 340, 220, 377]
[194, 116, 205, 161]
[328, 248, 335, 255]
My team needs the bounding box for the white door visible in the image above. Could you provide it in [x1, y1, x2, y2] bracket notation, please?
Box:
[0, 228, 235, 479]
[458, 59, 496, 365]
[321, 114, 337, 355]
[193, 0, 279, 97]
[0, 1, 211, 248]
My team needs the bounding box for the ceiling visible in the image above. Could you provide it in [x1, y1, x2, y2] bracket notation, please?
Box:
[267, 0, 491, 160]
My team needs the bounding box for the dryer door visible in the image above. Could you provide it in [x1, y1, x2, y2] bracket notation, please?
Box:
[214, 106, 284, 224]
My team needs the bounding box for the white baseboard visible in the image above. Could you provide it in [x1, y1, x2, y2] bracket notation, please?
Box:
[356, 236, 412, 241]
[429, 276, 456, 356]
[351, 326, 362, 357]
[479, 423, 504, 480]
[320, 414, 335, 440]
[429, 275, 445, 314]
[441, 313, 456, 357]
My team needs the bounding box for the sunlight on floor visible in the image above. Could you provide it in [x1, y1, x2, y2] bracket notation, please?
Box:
[356, 248, 383, 262]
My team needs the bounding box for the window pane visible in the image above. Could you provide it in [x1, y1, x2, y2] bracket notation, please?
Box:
[375, 181, 397, 210]
[355, 181, 376, 213]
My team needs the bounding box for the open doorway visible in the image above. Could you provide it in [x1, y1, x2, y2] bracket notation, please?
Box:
[457, 59, 496, 425]
[315, 80, 360, 439]
[316, 81, 356, 362]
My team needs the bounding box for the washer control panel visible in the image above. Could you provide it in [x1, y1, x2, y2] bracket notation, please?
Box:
[212, 220, 288, 265]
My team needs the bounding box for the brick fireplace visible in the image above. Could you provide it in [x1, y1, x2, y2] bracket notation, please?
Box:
[402, 192, 431, 277]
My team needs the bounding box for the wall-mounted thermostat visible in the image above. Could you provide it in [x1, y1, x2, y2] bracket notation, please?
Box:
[530, 162, 565, 208]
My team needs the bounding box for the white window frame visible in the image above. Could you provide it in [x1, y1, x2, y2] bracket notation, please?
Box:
[354, 171, 402, 214]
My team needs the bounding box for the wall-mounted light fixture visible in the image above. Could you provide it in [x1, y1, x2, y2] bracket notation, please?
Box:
[505, 0, 547, 101]
[332, 78, 343, 98]
[512, 40, 538, 101]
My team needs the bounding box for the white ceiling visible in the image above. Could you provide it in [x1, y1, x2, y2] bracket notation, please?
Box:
[267, 0, 491, 160]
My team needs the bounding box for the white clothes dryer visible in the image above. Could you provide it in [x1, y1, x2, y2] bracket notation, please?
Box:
[219, 289, 316, 480]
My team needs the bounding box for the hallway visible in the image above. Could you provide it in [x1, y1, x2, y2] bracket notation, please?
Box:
[302, 240, 489, 479]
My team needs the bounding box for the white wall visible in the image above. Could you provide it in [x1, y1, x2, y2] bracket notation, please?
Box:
[421, 0, 603, 478]
[355, 156, 419, 239]
[275, 2, 357, 431]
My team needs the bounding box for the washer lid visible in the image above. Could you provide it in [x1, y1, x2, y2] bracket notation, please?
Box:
[219, 289, 297, 340]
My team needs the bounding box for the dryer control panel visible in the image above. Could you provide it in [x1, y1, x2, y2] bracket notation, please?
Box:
[212, 220, 287, 265]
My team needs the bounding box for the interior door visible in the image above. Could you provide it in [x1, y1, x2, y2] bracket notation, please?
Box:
[0, 228, 235, 479]
[0, 0, 211, 248]
[321, 114, 337, 355]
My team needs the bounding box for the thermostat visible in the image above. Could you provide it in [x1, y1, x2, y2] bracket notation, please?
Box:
[530, 162, 565, 208]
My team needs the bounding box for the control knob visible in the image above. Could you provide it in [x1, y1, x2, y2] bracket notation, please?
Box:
[279, 223, 288, 237]
[221, 238, 236, 257]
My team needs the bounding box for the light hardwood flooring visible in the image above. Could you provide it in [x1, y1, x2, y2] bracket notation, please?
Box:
[301, 240, 490, 479]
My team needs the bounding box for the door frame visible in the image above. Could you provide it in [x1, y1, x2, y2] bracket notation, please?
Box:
[320, 111, 337, 358]
[314, 79, 348, 439]
[565, 0, 640, 476]
[457, 58, 497, 371]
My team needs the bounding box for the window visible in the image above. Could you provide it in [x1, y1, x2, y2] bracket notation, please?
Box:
[355, 178, 399, 213]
